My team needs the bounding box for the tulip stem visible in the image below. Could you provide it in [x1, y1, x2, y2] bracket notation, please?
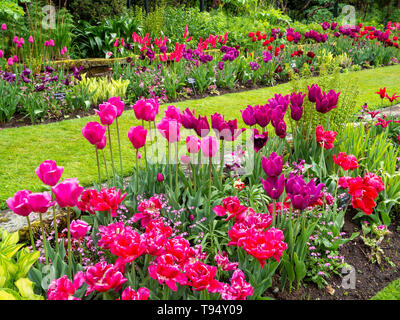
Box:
[168, 142, 172, 192]
[136, 149, 139, 194]
[102, 150, 109, 182]
[208, 156, 212, 214]
[142, 120, 148, 172]
[67, 208, 73, 278]
[95, 147, 101, 185]
[107, 125, 116, 186]
[220, 139, 225, 181]
[26, 216, 36, 251]
[115, 117, 123, 178]
[38, 212, 49, 265]
[175, 142, 179, 200]
[51, 193, 58, 251]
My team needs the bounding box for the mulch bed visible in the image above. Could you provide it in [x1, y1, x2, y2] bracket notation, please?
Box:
[266, 212, 400, 300]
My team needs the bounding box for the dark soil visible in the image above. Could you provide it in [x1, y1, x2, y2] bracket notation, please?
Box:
[266, 213, 400, 300]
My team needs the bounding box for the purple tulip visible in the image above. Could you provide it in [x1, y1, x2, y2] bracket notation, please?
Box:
[261, 175, 285, 200]
[307, 84, 322, 103]
[262, 152, 283, 177]
[6, 190, 32, 217]
[128, 126, 147, 149]
[255, 105, 270, 128]
[240, 105, 256, 126]
[51, 178, 84, 208]
[180, 108, 196, 129]
[274, 120, 287, 138]
[290, 92, 305, 121]
[193, 115, 210, 137]
[82, 122, 107, 146]
[252, 129, 268, 152]
[35, 160, 64, 187]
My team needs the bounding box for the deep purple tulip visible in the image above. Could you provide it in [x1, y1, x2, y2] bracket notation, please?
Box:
[240, 105, 257, 126]
[252, 129, 268, 152]
[180, 108, 196, 129]
[261, 175, 285, 200]
[254, 105, 270, 128]
[290, 92, 305, 121]
[193, 115, 210, 137]
[308, 84, 322, 103]
[316, 90, 340, 114]
[262, 152, 283, 177]
[274, 120, 287, 138]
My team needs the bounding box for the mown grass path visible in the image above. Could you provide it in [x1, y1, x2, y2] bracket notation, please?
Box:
[1, 64, 399, 208]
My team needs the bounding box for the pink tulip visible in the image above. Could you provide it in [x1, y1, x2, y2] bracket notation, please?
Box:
[51, 178, 84, 208]
[0, 50, 3, 58]
[180, 155, 191, 165]
[95, 102, 117, 125]
[157, 173, 164, 182]
[108, 96, 125, 117]
[186, 135, 201, 154]
[95, 135, 107, 150]
[6, 190, 32, 217]
[70, 219, 91, 239]
[1, 23, 6, 31]
[35, 160, 64, 186]
[128, 126, 147, 149]
[49, 39, 55, 47]
[19, 37, 24, 45]
[84, 262, 127, 295]
[44, 41, 49, 47]
[27, 192, 55, 214]
[114, 38, 119, 47]
[82, 122, 107, 145]
[200, 136, 218, 157]
[132, 99, 155, 121]
[12, 55, 18, 63]
[164, 105, 181, 122]
[28, 35, 34, 43]
[7, 58, 13, 66]
[13, 36, 19, 44]
[157, 117, 181, 143]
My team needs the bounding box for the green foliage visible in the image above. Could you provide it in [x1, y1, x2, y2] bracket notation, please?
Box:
[372, 277, 400, 300]
[69, 0, 127, 23]
[0, 229, 43, 300]
[0, 0, 26, 21]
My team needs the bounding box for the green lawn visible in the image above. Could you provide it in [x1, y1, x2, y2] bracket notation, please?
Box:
[1, 64, 400, 209]
[371, 277, 400, 300]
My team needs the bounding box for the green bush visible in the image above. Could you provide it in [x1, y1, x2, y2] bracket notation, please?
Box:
[69, 0, 127, 22]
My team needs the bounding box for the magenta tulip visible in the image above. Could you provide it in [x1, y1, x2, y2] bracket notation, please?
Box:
[1, 23, 6, 31]
[128, 126, 147, 149]
[307, 84, 322, 102]
[262, 152, 283, 177]
[132, 99, 153, 121]
[240, 105, 257, 126]
[7, 58, 13, 66]
[108, 96, 125, 117]
[261, 175, 285, 200]
[70, 219, 91, 239]
[0, 50, 3, 58]
[35, 160, 64, 186]
[200, 136, 218, 157]
[180, 108, 196, 129]
[193, 115, 210, 137]
[6, 190, 32, 217]
[157, 117, 181, 143]
[96, 135, 107, 150]
[51, 178, 84, 208]
[157, 173, 164, 182]
[27, 192, 55, 214]
[82, 122, 107, 145]
[164, 105, 181, 122]
[95, 102, 117, 125]
[28, 35, 34, 43]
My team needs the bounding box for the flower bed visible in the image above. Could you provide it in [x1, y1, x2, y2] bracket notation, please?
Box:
[2, 75, 400, 300]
